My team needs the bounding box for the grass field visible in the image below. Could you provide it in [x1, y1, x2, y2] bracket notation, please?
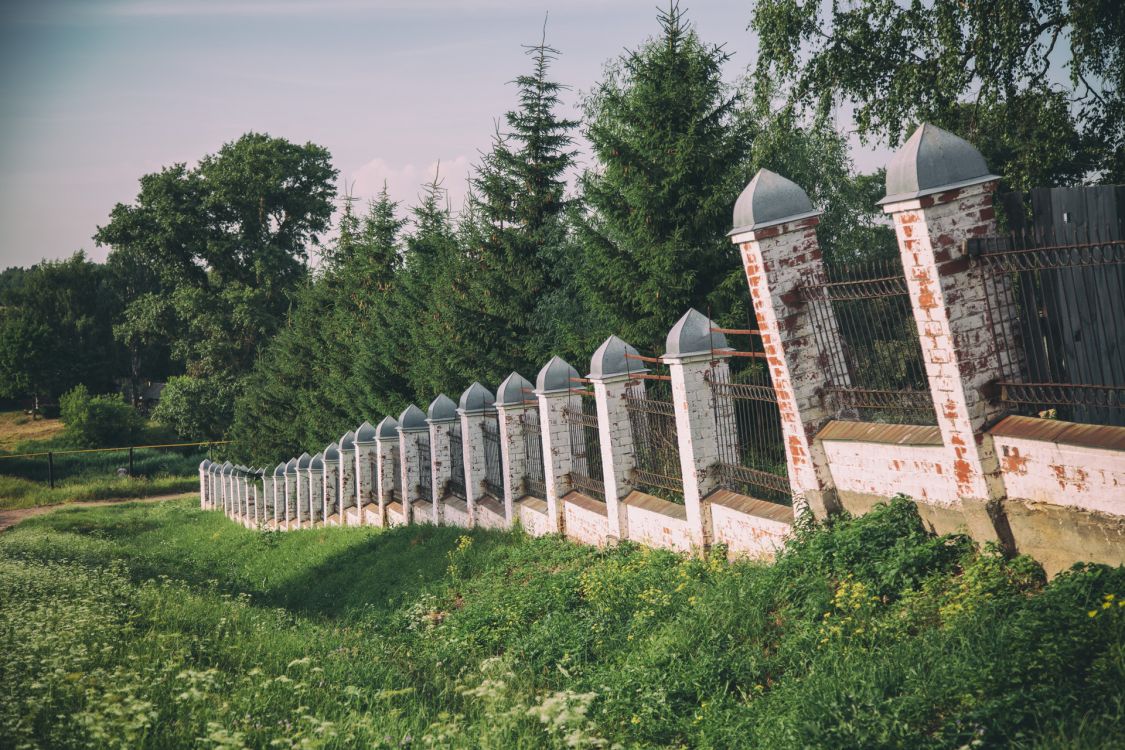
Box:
[0, 410, 207, 509]
[1, 496, 1122, 749]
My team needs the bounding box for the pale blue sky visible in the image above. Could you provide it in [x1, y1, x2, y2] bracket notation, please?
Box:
[0, 0, 883, 268]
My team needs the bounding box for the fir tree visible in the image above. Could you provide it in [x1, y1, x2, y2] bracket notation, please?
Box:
[575, 2, 752, 353]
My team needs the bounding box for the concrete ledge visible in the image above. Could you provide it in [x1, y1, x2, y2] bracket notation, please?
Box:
[412, 500, 431, 524]
[1004, 497, 1125, 577]
[325, 513, 341, 528]
[476, 496, 507, 529]
[817, 420, 942, 446]
[386, 501, 406, 527]
[443, 496, 471, 528]
[837, 489, 1001, 544]
[362, 503, 382, 527]
[990, 415, 1125, 451]
[707, 489, 792, 560]
[516, 496, 551, 537]
[563, 491, 611, 546]
[622, 490, 692, 552]
[344, 507, 363, 527]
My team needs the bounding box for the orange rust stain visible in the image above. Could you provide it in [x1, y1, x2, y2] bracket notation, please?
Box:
[953, 459, 974, 487]
[943, 399, 960, 421]
[1000, 446, 1029, 475]
[1050, 464, 1089, 492]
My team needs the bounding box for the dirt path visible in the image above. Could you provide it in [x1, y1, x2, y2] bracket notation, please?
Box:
[0, 493, 196, 532]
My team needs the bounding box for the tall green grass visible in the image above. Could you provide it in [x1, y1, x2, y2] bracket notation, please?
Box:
[0, 497, 1122, 749]
[0, 474, 198, 511]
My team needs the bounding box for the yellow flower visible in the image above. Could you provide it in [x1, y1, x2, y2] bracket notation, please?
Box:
[1104, 601, 1113, 609]
[631, 716, 641, 725]
[1088, 610, 1098, 618]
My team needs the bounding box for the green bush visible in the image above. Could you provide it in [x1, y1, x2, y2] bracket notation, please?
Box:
[151, 375, 236, 441]
[59, 385, 144, 448]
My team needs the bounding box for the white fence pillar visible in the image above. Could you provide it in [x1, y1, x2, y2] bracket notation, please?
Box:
[536, 357, 580, 534]
[308, 454, 324, 527]
[322, 443, 340, 525]
[295, 453, 312, 529]
[589, 336, 646, 541]
[354, 421, 378, 523]
[375, 417, 399, 527]
[397, 405, 428, 525]
[496, 372, 535, 526]
[427, 395, 457, 525]
[338, 431, 358, 526]
[459, 383, 501, 528]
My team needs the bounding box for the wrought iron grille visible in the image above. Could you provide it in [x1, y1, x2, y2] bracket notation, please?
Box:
[799, 256, 936, 424]
[624, 380, 684, 501]
[390, 445, 402, 501]
[448, 423, 466, 498]
[709, 363, 792, 505]
[970, 226, 1125, 426]
[521, 410, 546, 498]
[482, 416, 504, 498]
[417, 432, 432, 500]
[563, 392, 605, 500]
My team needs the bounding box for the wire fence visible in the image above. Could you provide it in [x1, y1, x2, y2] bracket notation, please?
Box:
[482, 416, 504, 499]
[563, 390, 605, 501]
[970, 226, 1125, 427]
[799, 256, 936, 424]
[0, 440, 226, 487]
[521, 410, 546, 499]
[417, 432, 432, 500]
[448, 424, 465, 499]
[625, 378, 684, 502]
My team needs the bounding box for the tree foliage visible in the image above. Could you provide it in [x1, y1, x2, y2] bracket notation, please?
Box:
[751, 0, 1124, 188]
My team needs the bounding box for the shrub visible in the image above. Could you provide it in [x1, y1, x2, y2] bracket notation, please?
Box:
[151, 375, 236, 441]
[59, 385, 144, 447]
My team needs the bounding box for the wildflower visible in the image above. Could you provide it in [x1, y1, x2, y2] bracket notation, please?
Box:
[631, 716, 641, 725]
[1088, 610, 1098, 618]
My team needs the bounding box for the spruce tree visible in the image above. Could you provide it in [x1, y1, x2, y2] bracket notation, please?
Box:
[575, 2, 752, 353]
[458, 30, 578, 384]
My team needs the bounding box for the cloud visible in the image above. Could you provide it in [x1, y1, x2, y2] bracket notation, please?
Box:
[349, 154, 473, 217]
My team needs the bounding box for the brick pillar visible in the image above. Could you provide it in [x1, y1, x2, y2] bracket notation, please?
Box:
[878, 123, 1007, 543]
[284, 459, 298, 529]
[354, 422, 378, 522]
[322, 443, 340, 525]
[729, 169, 841, 518]
[295, 453, 311, 528]
[663, 310, 733, 549]
[536, 357, 580, 534]
[397, 404, 428, 525]
[308, 455, 324, 526]
[374, 417, 399, 526]
[337, 431, 358, 526]
[199, 460, 209, 508]
[427, 395, 457, 525]
[270, 465, 283, 527]
[458, 383, 497, 527]
[496, 372, 535, 525]
[588, 336, 646, 541]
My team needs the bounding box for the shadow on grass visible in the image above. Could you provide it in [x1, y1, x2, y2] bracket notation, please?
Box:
[5, 500, 526, 621]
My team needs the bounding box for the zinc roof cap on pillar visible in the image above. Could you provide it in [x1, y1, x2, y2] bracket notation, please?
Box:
[535, 356, 579, 395]
[285, 458, 298, 475]
[663, 308, 731, 358]
[354, 420, 378, 445]
[338, 430, 356, 452]
[273, 462, 286, 477]
[200, 458, 212, 470]
[878, 123, 999, 206]
[496, 371, 534, 407]
[427, 394, 458, 423]
[589, 335, 648, 379]
[221, 461, 233, 475]
[296, 452, 312, 470]
[376, 416, 399, 440]
[323, 442, 340, 461]
[397, 404, 428, 432]
[309, 453, 324, 472]
[458, 382, 496, 415]
[728, 168, 820, 236]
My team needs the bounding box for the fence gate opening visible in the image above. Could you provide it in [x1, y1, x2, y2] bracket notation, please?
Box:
[448, 423, 465, 498]
[482, 415, 504, 498]
[564, 387, 605, 500]
[708, 326, 792, 506]
[521, 410, 546, 498]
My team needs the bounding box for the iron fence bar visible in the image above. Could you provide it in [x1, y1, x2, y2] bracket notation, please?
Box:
[417, 433, 432, 500]
[482, 416, 504, 498]
[448, 423, 465, 498]
[564, 393, 605, 501]
[521, 410, 546, 499]
[624, 381, 684, 499]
